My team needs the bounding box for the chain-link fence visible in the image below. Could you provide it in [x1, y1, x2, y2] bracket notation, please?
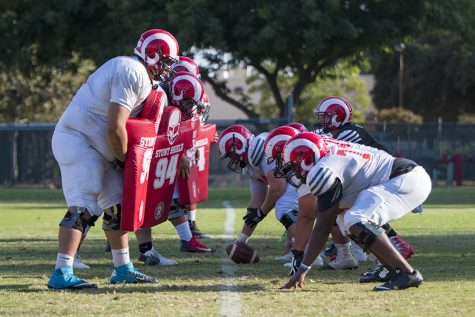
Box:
[1, 121, 474, 187]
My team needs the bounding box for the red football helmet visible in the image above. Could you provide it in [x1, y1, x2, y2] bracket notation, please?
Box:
[218, 125, 254, 173]
[168, 72, 205, 121]
[264, 126, 299, 177]
[314, 96, 352, 133]
[282, 132, 329, 186]
[287, 122, 308, 132]
[134, 29, 179, 78]
[171, 56, 200, 78]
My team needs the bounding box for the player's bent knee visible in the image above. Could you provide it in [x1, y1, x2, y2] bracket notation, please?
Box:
[168, 204, 187, 220]
[279, 209, 298, 229]
[102, 204, 122, 231]
[348, 222, 384, 251]
[59, 207, 97, 234]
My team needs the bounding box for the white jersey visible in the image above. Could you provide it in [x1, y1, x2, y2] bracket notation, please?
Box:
[55, 56, 152, 161]
[243, 132, 298, 219]
[306, 142, 394, 209]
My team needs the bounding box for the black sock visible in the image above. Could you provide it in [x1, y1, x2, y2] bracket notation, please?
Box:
[138, 241, 153, 254]
[382, 224, 398, 237]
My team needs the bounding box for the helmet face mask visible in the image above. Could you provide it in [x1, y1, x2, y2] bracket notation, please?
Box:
[169, 72, 204, 122]
[281, 132, 328, 187]
[134, 29, 179, 79]
[314, 111, 334, 133]
[218, 125, 253, 174]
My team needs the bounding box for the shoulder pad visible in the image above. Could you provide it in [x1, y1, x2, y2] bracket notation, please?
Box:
[248, 132, 268, 168]
[336, 128, 363, 144]
[306, 165, 338, 197]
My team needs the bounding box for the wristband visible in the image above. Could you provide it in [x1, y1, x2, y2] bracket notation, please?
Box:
[299, 263, 311, 271]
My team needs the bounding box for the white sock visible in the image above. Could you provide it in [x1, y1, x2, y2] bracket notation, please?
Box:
[111, 248, 130, 268]
[335, 242, 352, 255]
[175, 222, 193, 242]
[188, 209, 196, 222]
[55, 253, 74, 269]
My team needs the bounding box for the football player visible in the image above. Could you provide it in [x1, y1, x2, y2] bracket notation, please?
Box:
[313, 96, 417, 277]
[133, 71, 215, 267]
[281, 133, 431, 291]
[218, 125, 307, 263]
[48, 29, 179, 289]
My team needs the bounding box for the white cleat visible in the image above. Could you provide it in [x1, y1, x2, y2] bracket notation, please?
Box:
[274, 252, 292, 261]
[284, 255, 323, 268]
[323, 253, 358, 270]
[73, 254, 90, 270]
[157, 252, 178, 266]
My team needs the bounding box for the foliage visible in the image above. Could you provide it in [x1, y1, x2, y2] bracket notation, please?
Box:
[458, 113, 475, 124]
[376, 107, 423, 124]
[0, 54, 95, 122]
[371, 31, 475, 123]
[1, 0, 475, 121]
[249, 61, 371, 124]
[165, 0, 432, 117]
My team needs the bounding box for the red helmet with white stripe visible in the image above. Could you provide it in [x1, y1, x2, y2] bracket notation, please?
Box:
[264, 126, 299, 177]
[134, 29, 179, 78]
[287, 122, 308, 132]
[168, 72, 205, 121]
[314, 96, 352, 133]
[281, 132, 328, 186]
[171, 56, 200, 78]
[218, 125, 254, 173]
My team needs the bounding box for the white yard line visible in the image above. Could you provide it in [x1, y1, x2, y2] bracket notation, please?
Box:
[220, 200, 241, 317]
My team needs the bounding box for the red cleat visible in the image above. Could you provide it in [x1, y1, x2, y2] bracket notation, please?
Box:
[180, 236, 215, 253]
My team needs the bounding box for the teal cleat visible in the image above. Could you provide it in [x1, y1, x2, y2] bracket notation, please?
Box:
[47, 267, 97, 289]
[109, 262, 157, 284]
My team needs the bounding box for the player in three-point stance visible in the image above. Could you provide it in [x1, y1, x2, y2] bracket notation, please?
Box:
[313, 96, 417, 279]
[218, 125, 301, 259]
[281, 133, 431, 291]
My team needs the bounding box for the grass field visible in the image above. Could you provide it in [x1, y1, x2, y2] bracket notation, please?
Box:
[0, 186, 474, 316]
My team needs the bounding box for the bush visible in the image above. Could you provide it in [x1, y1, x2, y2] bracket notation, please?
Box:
[376, 107, 423, 124]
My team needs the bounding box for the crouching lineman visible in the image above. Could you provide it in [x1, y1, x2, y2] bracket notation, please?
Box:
[218, 125, 300, 257]
[314, 96, 416, 276]
[282, 133, 431, 291]
[47, 29, 180, 289]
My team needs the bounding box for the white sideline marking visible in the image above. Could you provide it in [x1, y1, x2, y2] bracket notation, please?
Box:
[220, 200, 241, 317]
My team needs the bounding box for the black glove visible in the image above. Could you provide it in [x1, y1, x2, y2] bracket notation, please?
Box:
[113, 159, 125, 172]
[243, 207, 266, 228]
[289, 249, 304, 276]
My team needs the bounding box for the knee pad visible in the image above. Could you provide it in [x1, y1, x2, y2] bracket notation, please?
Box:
[279, 210, 298, 229]
[102, 204, 122, 231]
[59, 207, 95, 234]
[168, 199, 187, 220]
[349, 222, 384, 251]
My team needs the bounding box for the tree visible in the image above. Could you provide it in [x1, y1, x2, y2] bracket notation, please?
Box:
[371, 31, 475, 122]
[249, 61, 371, 124]
[165, 0, 433, 118]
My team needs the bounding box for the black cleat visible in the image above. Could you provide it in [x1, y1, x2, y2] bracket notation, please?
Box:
[360, 265, 395, 283]
[189, 220, 210, 239]
[373, 269, 423, 291]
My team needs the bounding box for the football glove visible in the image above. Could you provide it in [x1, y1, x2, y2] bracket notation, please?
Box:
[243, 207, 266, 228]
[289, 249, 304, 276]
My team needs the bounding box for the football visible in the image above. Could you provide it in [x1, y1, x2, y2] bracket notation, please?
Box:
[226, 241, 260, 264]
